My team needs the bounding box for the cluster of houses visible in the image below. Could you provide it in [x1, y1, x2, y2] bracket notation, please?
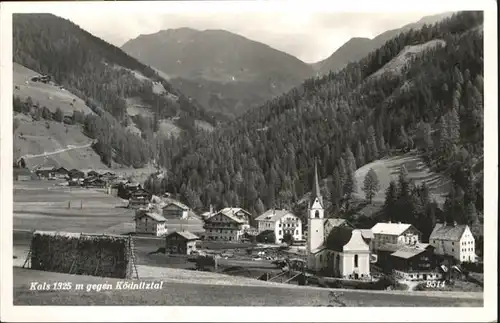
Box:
[31, 166, 117, 187]
[121, 159, 481, 282]
[303, 160, 478, 281]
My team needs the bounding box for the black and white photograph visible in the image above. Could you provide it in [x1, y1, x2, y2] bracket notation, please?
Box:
[0, 0, 497, 321]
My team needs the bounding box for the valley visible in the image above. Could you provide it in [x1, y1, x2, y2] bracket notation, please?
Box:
[8, 10, 487, 311]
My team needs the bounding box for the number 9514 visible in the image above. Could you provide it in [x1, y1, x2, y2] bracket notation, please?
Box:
[426, 280, 445, 288]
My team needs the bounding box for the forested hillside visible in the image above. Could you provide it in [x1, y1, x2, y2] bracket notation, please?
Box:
[313, 12, 454, 76]
[13, 13, 221, 168]
[144, 12, 483, 240]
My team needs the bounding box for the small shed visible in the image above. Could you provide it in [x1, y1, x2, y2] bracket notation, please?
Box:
[165, 231, 200, 255]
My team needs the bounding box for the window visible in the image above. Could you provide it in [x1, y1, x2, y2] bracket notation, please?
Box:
[296, 230, 298, 235]
[452, 242, 454, 245]
[452, 248, 454, 252]
[354, 255, 358, 268]
[315, 210, 319, 218]
[279, 230, 282, 235]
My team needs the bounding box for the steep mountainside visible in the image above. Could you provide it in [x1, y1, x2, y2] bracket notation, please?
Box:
[314, 12, 454, 76]
[121, 28, 315, 117]
[13, 14, 221, 168]
[144, 12, 483, 242]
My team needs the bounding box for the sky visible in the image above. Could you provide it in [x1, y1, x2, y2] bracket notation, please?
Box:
[29, 3, 447, 63]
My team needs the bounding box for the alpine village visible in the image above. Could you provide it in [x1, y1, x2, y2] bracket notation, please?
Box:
[12, 11, 485, 306]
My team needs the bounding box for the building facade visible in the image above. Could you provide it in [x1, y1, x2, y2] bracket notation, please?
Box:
[162, 202, 191, 220]
[134, 209, 167, 236]
[256, 209, 303, 243]
[165, 231, 200, 255]
[429, 223, 476, 263]
[203, 208, 251, 242]
[370, 222, 421, 251]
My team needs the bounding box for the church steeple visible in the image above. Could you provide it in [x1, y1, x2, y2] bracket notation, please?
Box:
[312, 158, 323, 206]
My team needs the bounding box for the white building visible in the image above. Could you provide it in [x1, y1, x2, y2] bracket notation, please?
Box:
[203, 207, 251, 241]
[371, 222, 421, 251]
[306, 159, 371, 279]
[255, 209, 303, 243]
[134, 209, 168, 236]
[429, 223, 476, 263]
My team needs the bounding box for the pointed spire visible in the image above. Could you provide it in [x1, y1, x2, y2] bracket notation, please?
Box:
[312, 157, 323, 206]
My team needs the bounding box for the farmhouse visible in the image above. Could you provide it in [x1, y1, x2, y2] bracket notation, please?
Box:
[128, 188, 152, 209]
[161, 201, 193, 220]
[134, 209, 167, 236]
[429, 222, 476, 263]
[370, 222, 421, 251]
[54, 167, 69, 179]
[203, 208, 251, 242]
[14, 167, 35, 181]
[165, 231, 200, 255]
[68, 169, 85, 179]
[256, 209, 303, 243]
[35, 166, 56, 179]
[306, 159, 371, 279]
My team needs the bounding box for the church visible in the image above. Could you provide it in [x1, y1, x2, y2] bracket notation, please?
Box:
[306, 159, 372, 279]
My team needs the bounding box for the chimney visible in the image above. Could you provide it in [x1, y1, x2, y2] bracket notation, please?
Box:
[388, 221, 391, 224]
[453, 221, 457, 227]
[209, 204, 213, 214]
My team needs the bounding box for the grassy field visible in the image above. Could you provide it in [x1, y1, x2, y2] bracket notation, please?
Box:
[13, 268, 483, 306]
[13, 63, 93, 116]
[353, 151, 451, 206]
[13, 180, 133, 234]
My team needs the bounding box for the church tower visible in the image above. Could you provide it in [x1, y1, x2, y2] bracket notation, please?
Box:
[307, 158, 325, 254]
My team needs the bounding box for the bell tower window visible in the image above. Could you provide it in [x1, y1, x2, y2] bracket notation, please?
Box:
[315, 210, 319, 218]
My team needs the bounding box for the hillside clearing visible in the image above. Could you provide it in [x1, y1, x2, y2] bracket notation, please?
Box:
[353, 151, 450, 206]
[371, 39, 446, 78]
[158, 119, 182, 138]
[13, 63, 93, 116]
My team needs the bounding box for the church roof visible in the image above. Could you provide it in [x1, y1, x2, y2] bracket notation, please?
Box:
[325, 226, 355, 252]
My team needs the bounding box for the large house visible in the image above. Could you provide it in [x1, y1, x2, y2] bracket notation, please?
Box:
[370, 222, 421, 251]
[165, 231, 200, 255]
[429, 222, 476, 263]
[134, 209, 167, 236]
[306, 160, 371, 279]
[203, 208, 251, 242]
[128, 188, 152, 209]
[162, 201, 194, 220]
[256, 209, 303, 243]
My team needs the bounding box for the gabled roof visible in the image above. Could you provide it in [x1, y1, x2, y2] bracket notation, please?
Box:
[163, 201, 190, 210]
[429, 223, 468, 241]
[360, 229, 374, 240]
[371, 222, 415, 236]
[136, 211, 166, 222]
[255, 209, 295, 222]
[36, 166, 55, 171]
[219, 207, 251, 216]
[390, 243, 433, 259]
[167, 231, 199, 241]
[206, 209, 246, 224]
